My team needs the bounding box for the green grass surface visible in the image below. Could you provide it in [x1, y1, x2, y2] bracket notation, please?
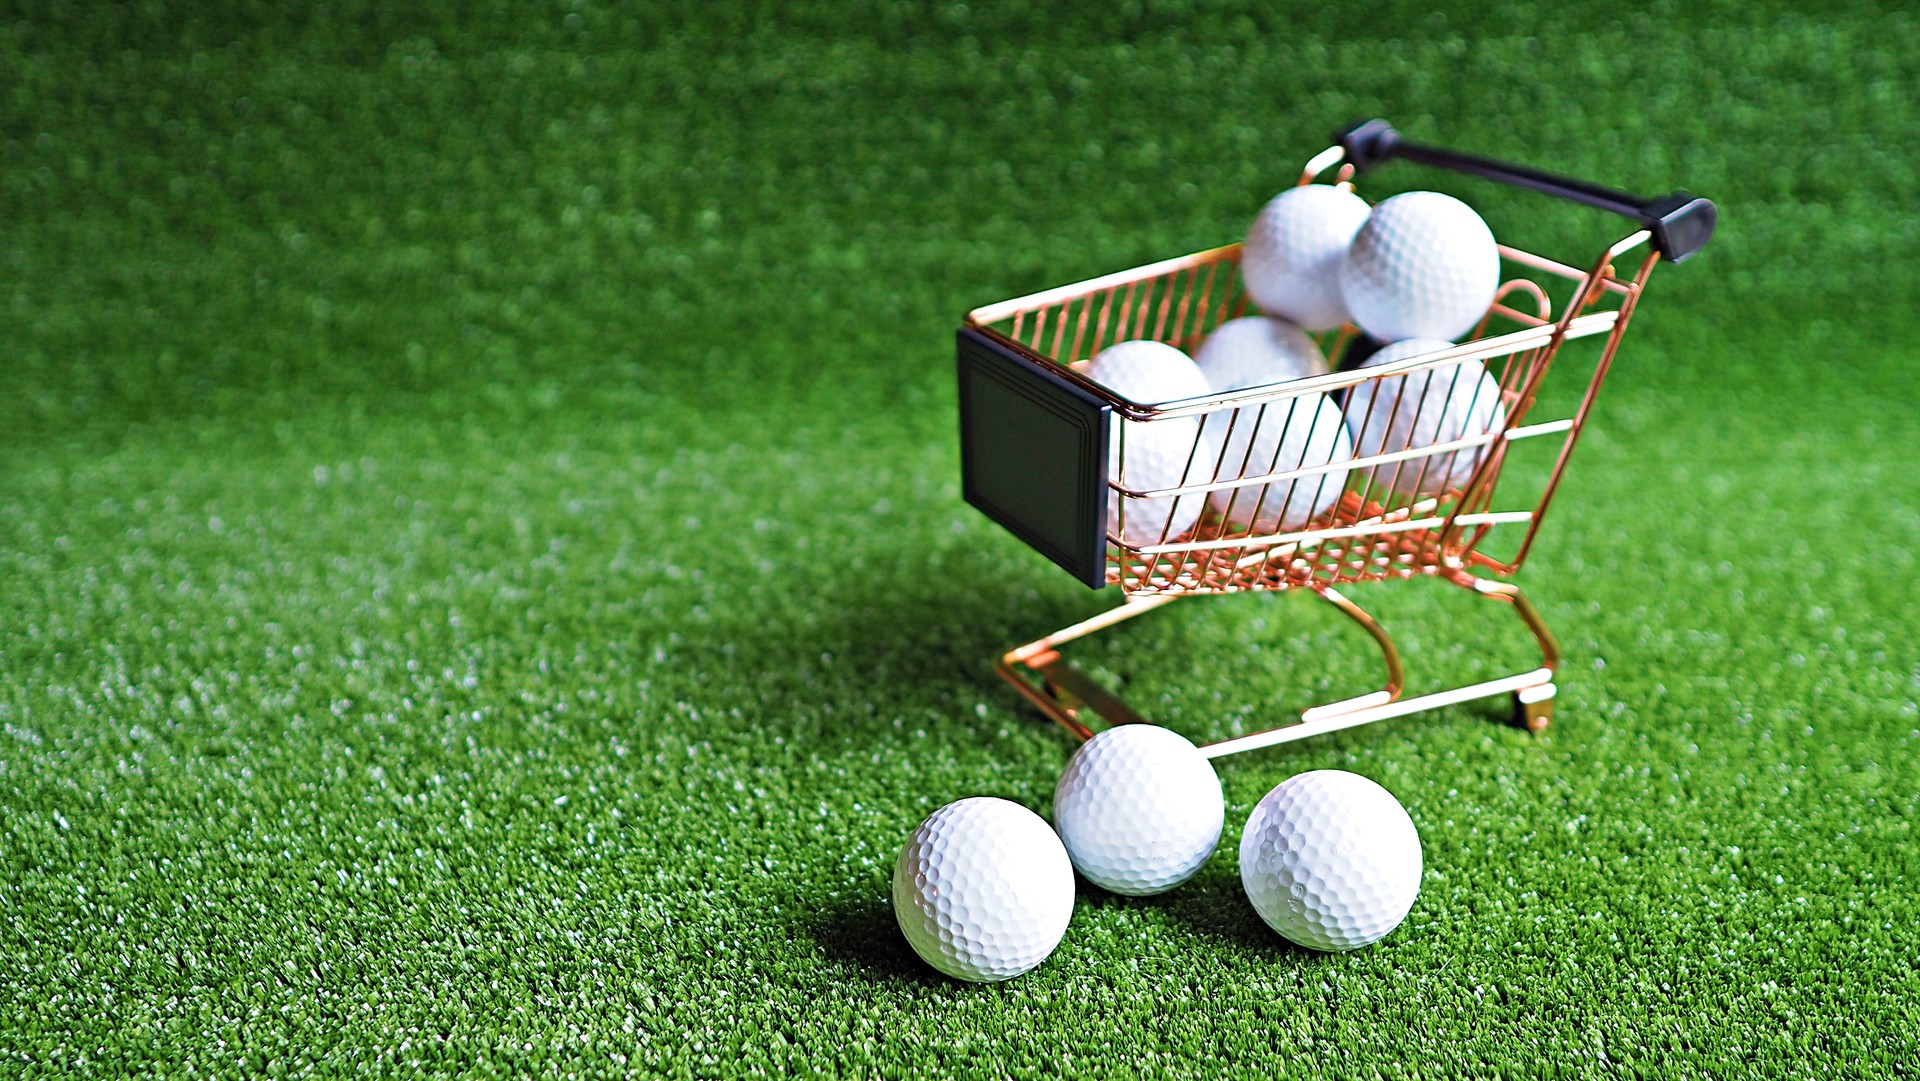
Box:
[6, 2, 1920, 1075]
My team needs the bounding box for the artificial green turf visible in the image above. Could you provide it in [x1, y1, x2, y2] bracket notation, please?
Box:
[5, 1, 1920, 1075]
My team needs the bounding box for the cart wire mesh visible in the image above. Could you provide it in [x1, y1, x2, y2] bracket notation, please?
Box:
[965, 227, 1658, 598]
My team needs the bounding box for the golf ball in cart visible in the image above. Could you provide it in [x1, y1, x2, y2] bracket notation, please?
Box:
[1239, 770, 1423, 951]
[1343, 338, 1508, 501]
[1240, 184, 1373, 332]
[1340, 190, 1500, 343]
[1052, 724, 1224, 896]
[1191, 315, 1328, 392]
[1203, 391, 1353, 536]
[1106, 418, 1214, 547]
[892, 797, 1076, 982]
[1085, 339, 1211, 406]
[1087, 341, 1216, 547]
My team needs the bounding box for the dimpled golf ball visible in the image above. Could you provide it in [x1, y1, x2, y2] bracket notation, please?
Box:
[1106, 418, 1214, 546]
[1241, 184, 1373, 332]
[1086, 339, 1211, 406]
[1203, 391, 1353, 536]
[1343, 338, 1508, 500]
[1052, 725, 1224, 896]
[892, 797, 1076, 982]
[1087, 341, 1215, 547]
[1191, 315, 1328, 392]
[1340, 191, 1500, 343]
[1239, 770, 1423, 952]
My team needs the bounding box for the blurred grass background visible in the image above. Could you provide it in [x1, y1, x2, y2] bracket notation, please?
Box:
[4, 1, 1918, 1075]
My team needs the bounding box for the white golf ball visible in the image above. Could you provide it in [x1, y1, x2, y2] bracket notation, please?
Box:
[1052, 724, 1224, 896]
[1239, 770, 1423, 952]
[1088, 341, 1215, 547]
[1085, 339, 1211, 406]
[1340, 191, 1500, 343]
[1107, 419, 1214, 547]
[1191, 315, 1328, 392]
[1343, 338, 1507, 501]
[1190, 317, 1347, 534]
[892, 797, 1075, 982]
[1241, 184, 1372, 332]
[1203, 391, 1353, 536]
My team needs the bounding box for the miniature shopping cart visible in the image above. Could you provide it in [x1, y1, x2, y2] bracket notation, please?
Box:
[956, 119, 1715, 759]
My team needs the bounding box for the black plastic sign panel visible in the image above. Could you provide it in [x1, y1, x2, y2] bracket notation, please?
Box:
[956, 327, 1110, 589]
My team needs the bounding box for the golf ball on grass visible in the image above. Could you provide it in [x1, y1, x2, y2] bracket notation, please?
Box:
[1241, 184, 1373, 332]
[1052, 724, 1224, 896]
[1343, 338, 1508, 501]
[893, 797, 1076, 982]
[1087, 341, 1216, 547]
[1340, 191, 1500, 343]
[1239, 770, 1423, 951]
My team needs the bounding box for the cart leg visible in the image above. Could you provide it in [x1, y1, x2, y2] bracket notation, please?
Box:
[998, 586, 1409, 751]
[996, 574, 1561, 756]
[997, 595, 1182, 743]
[1189, 574, 1562, 758]
[1305, 585, 1405, 716]
[1444, 571, 1560, 732]
[1189, 585, 1410, 759]
[1514, 683, 1556, 732]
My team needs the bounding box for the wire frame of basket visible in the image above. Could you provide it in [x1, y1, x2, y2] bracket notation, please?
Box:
[964, 227, 1659, 598]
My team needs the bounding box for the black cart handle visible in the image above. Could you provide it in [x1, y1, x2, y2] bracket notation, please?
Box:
[1336, 119, 1716, 264]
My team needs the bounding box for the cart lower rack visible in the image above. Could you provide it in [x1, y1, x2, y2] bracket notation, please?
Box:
[956, 119, 1714, 758]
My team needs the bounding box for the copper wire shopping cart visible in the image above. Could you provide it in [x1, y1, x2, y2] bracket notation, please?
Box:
[956, 119, 1715, 759]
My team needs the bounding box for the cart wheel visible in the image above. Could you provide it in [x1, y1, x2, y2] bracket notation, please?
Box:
[1512, 684, 1555, 733]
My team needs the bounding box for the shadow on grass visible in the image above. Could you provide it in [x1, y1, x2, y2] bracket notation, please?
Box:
[816, 568, 1100, 684]
[690, 564, 1102, 752]
[807, 891, 950, 989]
[1072, 866, 1313, 962]
[804, 868, 1322, 986]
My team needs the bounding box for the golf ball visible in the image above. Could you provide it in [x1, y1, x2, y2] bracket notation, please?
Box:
[1239, 770, 1423, 952]
[1191, 315, 1328, 393]
[1241, 184, 1372, 332]
[1203, 391, 1353, 536]
[1343, 338, 1507, 501]
[1340, 191, 1500, 343]
[1085, 339, 1211, 406]
[1107, 418, 1213, 547]
[1088, 341, 1215, 547]
[1052, 724, 1224, 896]
[892, 797, 1076, 982]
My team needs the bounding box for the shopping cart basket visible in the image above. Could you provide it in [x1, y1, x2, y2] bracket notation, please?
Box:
[956, 119, 1715, 759]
